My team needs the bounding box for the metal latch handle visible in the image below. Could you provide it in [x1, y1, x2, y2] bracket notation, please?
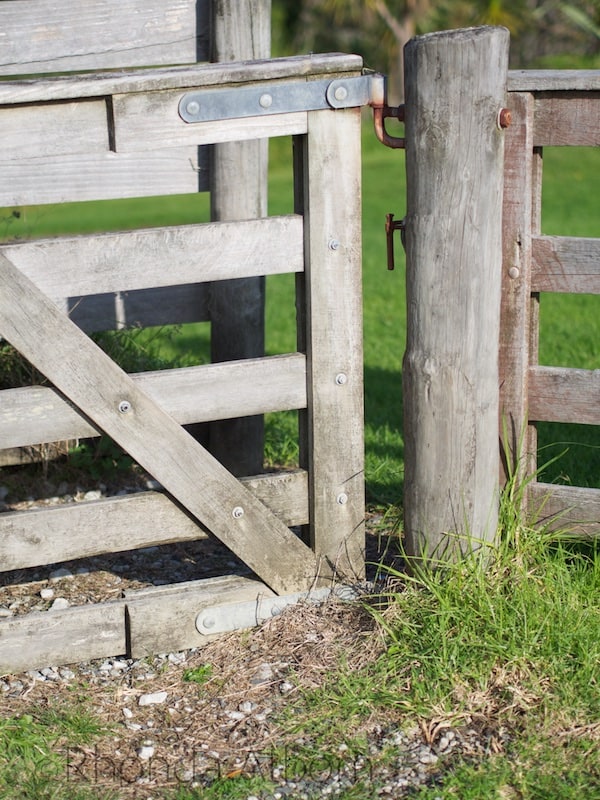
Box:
[385, 213, 406, 271]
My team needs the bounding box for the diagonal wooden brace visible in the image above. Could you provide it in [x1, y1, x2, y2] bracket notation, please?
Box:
[0, 252, 318, 595]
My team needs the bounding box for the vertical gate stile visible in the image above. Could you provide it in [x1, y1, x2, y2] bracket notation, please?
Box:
[300, 109, 366, 582]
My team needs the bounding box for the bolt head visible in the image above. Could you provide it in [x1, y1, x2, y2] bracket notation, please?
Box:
[232, 506, 244, 519]
[337, 493, 349, 505]
[259, 93, 273, 109]
[334, 85, 348, 102]
[118, 400, 131, 413]
[497, 108, 512, 129]
[186, 100, 200, 117]
[508, 266, 520, 279]
[328, 239, 340, 251]
[335, 373, 348, 386]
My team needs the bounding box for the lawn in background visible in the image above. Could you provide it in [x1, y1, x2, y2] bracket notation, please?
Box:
[1, 133, 598, 501]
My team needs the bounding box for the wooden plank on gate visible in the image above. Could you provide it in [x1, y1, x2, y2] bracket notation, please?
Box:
[0, 354, 307, 449]
[531, 236, 600, 294]
[0, 601, 126, 674]
[528, 366, 600, 425]
[0, 471, 309, 572]
[125, 575, 277, 657]
[532, 93, 600, 146]
[530, 482, 600, 537]
[298, 108, 365, 580]
[2, 216, 303, 300]
[0, 0, 207, 75]
[0, 252, 317, 595]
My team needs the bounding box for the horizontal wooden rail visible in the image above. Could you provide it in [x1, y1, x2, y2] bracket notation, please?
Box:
[530, 482, 600, 537]
[0, 353, 307, 449]
[532, 93, 600, 147]
[0, 574, 275, 674]
[0, 470, 308, 572]
[531, 236, 600, 294]
[1, 215, 303, 299]
[529, 366, 600, 425]
[507, 70, 600, 91]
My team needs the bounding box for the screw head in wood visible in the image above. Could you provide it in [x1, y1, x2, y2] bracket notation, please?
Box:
[232, 506, 244, 519]
[328, 238, 340, 251]
[335, 373, 348, 386]
[508, 266, 520, 279]
[118, 400, 131, 413]
[337, 493, 349, 505]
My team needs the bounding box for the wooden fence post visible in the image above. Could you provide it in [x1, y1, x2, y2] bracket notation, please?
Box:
[208, 0, 271, 476]
[403, 26, 510, 562]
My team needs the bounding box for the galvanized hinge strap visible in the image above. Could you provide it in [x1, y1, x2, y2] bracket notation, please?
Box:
[195, 585, 357, 636]
[179, 73, 385, 124]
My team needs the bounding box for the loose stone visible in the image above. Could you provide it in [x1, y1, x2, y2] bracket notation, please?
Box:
[138, 690, 168, 706]
[40, 588, 54, 600]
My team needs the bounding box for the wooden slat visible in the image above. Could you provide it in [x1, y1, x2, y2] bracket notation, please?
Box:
[508, 70, 600, 92]
[113, 94, 308, 151]
[66, 284, 211, 333]
[531, 236, 600, 294]
[0, 353, 307, 449]
[125, 575, 277, 658]
[0, 471, 309, 572]
[499, 92, 538, 485]
[529, 366, 600, 425]
[0, 600, 126, 675]
[0, 0, 207, 75]
[0, 55, 365, 105]
[0, 252, 317, 595]
[532, 93, 600, 146]
[2, 216, 303, 300]
[0, 99, 108, 161]
[530, 482, 600, 537]
[0, 148, 206, 207]
[300, 109, 365, 581]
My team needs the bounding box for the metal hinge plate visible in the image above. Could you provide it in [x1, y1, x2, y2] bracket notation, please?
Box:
[179, 73, 385, 123]
[195, 585, 357, 636]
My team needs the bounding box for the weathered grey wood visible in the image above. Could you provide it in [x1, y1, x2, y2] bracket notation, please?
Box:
[0, 470, 309, 572]
[0, 252, 317, 595]
[403, 27, 509, 561]
[66, 284, 211, 333]
[208, 0, 271, 477]
[0, 0, 208, 75]
[0, 148, 206, 207]
[0, 601, 126, 675]
[0, 354, 307, 449]
[299, 109, 365, 581]
[2, 216, 303, 299]
[531, 236, 600, 293]
[0, 54, 364, 105]
[532, 93, 600, 146]
[125, 575, 276, 657]
[0, 99, 108, 161]
[530, 482, 600, 537]
[528, 366, 600, 425]
[499, 92, 538, 487]
[112, 91, 307, 151]
[508, 70, 600, 92]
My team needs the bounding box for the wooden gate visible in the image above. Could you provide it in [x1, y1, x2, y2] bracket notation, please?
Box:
[501, 70, 600, 536]
[0, 2, 366, 673]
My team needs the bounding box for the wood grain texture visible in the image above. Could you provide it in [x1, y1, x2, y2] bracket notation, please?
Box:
[499, 92, 538, 487]
[207, 0, 271, 477]
[0, 470, 309, 572]
[508, 70, 600, 92]
[0, 354, 307, 449]
[0, 54, 364, 105]
[528, 366, 600, 425]
[531, 236, 600, 293]
[530, 482, 600, 537]
[299, 108, 365, 582]
[1, 216, 303, 299]
[0, 0, 208, 75]
[0, 600, 126, 675]
[125, 575, 277, 657]
[0, 252, 317, 595]
[403, 26, 509, 560]
[533, 93, 600, 146]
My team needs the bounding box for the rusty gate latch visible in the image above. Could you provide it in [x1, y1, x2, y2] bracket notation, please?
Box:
[385, 213, 406, 270]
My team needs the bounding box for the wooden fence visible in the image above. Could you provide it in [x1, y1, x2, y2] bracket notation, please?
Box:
[0, 1, 366, 673]
[501, 69, 600, 536]
[402, 27, 599, 559]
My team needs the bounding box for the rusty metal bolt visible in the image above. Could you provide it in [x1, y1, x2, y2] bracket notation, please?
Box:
[497, 108, 512, 129]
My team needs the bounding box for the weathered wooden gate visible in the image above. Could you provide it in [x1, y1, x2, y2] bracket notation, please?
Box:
[501, 70, 600, 536]
[0, 2, 366, 673]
